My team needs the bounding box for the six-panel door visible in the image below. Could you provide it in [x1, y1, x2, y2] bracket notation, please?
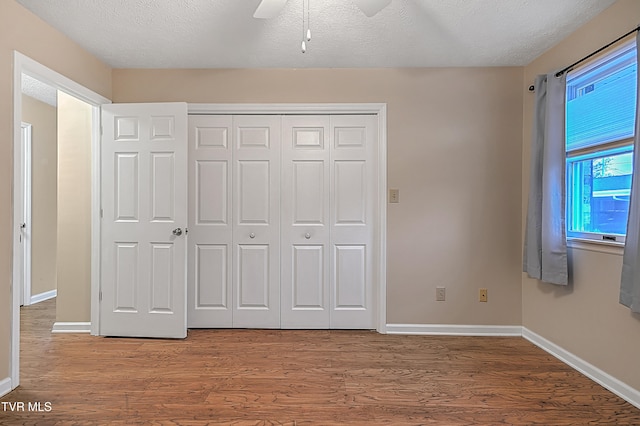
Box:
[101, 103, 188, 338]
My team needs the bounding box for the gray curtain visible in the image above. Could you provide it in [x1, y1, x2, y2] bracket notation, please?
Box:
[620, 32, 640, 312]
[523, 73, 569, 286]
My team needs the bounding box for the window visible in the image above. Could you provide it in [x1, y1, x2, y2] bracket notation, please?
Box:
[566, 41, 637, 242]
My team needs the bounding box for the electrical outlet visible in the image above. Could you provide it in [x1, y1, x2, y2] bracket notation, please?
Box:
[479, 288, 488, 302]
[436, 287, 446, 302]
[389, 189, 399, 203]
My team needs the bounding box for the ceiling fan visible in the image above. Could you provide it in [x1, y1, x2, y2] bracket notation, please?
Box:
[253, 0, 392, 19]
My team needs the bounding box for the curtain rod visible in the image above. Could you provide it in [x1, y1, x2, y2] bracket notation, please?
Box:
[556, 25, 640, 77]
[528, 24, 640, 92]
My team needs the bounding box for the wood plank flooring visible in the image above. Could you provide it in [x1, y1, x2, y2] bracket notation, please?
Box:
[2, 298, 640, 425]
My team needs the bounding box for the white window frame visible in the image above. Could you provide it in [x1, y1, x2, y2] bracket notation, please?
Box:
[566, 39, 636, 245]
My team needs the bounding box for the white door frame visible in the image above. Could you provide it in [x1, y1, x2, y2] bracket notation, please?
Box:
[17, 122, 32, 307]
[11, 51, 110, 391]
[188, 103, 388, 332]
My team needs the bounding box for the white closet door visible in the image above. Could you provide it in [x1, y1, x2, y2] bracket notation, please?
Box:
[100, 103, 188, 338]
[330, 115, 377, 329]
[187, 115, 233, 327]
[232, 115, 281, 328]
[281, 116, 331, 328]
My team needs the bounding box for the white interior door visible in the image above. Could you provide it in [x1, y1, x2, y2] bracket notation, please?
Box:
[100, 103, 188, 338]
[281, 116, 331, 328]
[232, 115, 281, 328]
[16, 123, 32, 307]
[187, 115, 233, 327]
[330, 115, 377, 329]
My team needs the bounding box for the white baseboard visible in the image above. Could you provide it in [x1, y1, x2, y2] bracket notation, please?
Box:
[385, 324, 640, 410]
[51, 322, 91, 334]
[522, 327, 640, 410]
[30, 289, 57, 305]
[0, 377, 12, 398]
[385, 324, 523, 336]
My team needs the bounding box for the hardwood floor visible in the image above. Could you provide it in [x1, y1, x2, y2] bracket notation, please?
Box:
[2, 299, 640, 425]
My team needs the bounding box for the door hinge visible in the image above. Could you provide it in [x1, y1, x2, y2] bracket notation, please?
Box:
[100, 209, 103, 219]
[185, 228, 188, 235]
[99, 290, 102, 302]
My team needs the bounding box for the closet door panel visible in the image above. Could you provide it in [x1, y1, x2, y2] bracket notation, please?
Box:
[187, 115, 233, 327]
[281, 116, 331, 328]
[232, 115, 281, 328]
[330, 115, 377, 329]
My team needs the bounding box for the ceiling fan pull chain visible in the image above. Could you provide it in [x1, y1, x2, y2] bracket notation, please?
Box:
[306, 0, 311, 41]
[301, 0, 311, 53]
[301, 0, 306, 52]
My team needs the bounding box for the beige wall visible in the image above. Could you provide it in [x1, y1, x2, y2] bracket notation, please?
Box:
[56, 92, 93, 323]
[21, 94, 57, 297]
[113, 67, 525, 326]
[0, 0, 111, 380]
[523, 0, 640, 391]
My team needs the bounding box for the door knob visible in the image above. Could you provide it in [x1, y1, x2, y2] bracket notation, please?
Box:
[172, 228, 183, 236]
[305, 233, 311, 239]
[249, 233, 256, 239]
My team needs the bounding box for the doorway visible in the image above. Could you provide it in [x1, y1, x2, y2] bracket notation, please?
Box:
[10, 52, 110, 391]
[19, 74, 57, 307]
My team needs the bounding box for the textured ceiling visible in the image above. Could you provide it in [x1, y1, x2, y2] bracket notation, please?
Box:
[22, 74, 57, 107]
[16, 0, 616, 69]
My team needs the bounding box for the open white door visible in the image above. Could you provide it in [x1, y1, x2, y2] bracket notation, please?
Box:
[100, 103, 188, 338]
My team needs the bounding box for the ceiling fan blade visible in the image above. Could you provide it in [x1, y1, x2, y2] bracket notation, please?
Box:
[253, 0, 289, 19]
[353, 0, 392, 17]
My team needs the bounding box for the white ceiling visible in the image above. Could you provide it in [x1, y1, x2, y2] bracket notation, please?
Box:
[16, 0, 616, 69]
[22, 74, 57, 107]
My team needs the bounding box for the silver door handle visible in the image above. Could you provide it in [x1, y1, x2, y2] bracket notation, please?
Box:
[172, 228, 183, 236]
[305, 233, 311, 239]
[249, 233, 256, 239]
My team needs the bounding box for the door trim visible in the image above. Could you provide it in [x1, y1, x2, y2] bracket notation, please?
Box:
[11, 51, 111, 391]
[188, 103, 387, 332]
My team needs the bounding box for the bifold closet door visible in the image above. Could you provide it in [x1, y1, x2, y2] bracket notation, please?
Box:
[281, 116, 331, 328]
[232, 115, 281, 328]
[186, 113, 377, 330]
[281, 114, 377, 329]
[188, 115, 281, 328]
[187, 115, 233, 327]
